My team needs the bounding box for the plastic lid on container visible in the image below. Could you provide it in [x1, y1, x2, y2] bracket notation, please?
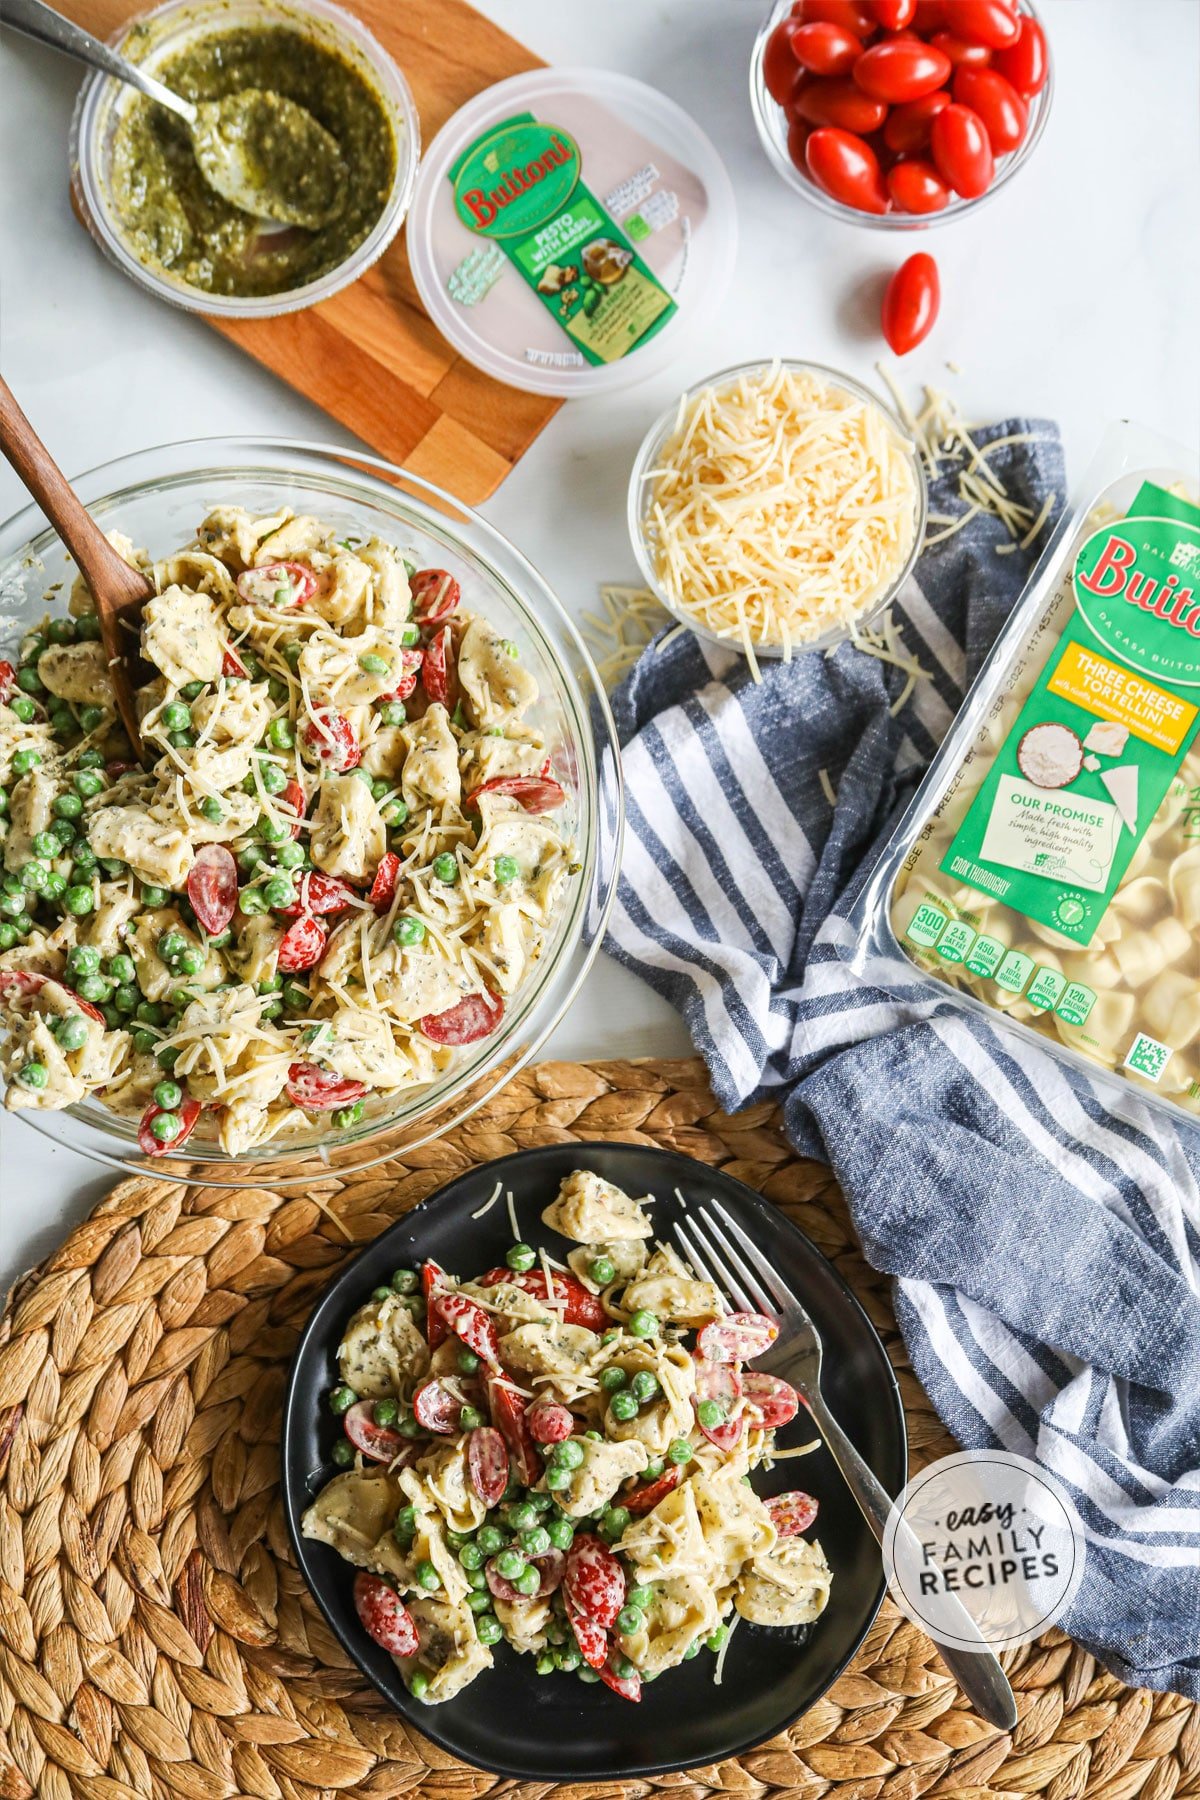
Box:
[406, 68, 737, 398]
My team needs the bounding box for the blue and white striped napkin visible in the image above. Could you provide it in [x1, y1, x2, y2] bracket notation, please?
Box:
[605, 420, 1200, 1699]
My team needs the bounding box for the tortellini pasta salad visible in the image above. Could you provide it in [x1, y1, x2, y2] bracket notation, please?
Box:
[0, 507, 576, 1156]
[302, 1168, 831, 1705]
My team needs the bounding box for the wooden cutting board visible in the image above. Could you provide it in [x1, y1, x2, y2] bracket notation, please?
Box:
[60, 0, 562, 501]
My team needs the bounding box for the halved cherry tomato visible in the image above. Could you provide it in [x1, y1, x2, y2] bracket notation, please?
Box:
[367, 851, 400, 913]
[600, 1659, 642, 1703]
[805, 126, 888, 213]
[421, 625, 455, 710]
[564, 1533, 625, 1629]
[278, 778, 307, 839]
[882, 251, 940, 353]
[467, 1425, 509, 1506]
[420, 990, 504, 1046]
[623, 1463, 682, 1518]
[277, 872, 359, 917]
[791, 19, 862, 75]
[792, 78, 887, 135]
[742, 1372, 800, 1429]
[284, 1063, 368, 1112]
[887, 157, 950, 212]
[485, 1547, 565, 1602]
[235, 561, 317, 607]
[853, 38, 950, 101]
[353, 1572, 418, 1656]
[477, 1268, 607, 1332]
[947, 0, 1020, 49]
[382, 647, 423, 702]
[222, 647, 248, 679]
[488, 1376, 540, 1484]
[929, 28, 992, 67]
[138, 1097, 201, 1158]
[0, 972, 105, 1025]
[567, 1606, 608, 1671]
[766, 1490, 820, 1536]
[952, 63, 1027, 151]
[793, 0, 876, 32]
[873, 0, 916, 23]
[882, 88, 950, 152]
[526, 1400, 573, 1444]
[692, 1354, 745, 1450]
[0, 662, 15, 703]
[343, 1399, 407, 1463]
[930, 101, 993, 195]
[434, 1287, 502, 1369]
[300, 707, 360, 772]
[412, 1378, 464, 1435]
[187, 843, 237, 936]
[463, 774, 565, 816]
[992, 13, 1047, 96]
[763, 18, 803, 106]
[697, 1312, 779, 1364]
[277, 915, 328, 973]
[409, 569, 461, 626]
[422, 1260, 448, 1350]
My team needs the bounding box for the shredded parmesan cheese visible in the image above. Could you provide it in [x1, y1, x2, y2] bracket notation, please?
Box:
[471, 1180, 504, 1221]
[506, 1189, 521, 1244]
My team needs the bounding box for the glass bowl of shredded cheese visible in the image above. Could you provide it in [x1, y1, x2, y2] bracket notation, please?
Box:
[0, 437, 622, 1186]
[628, 360, 927, 672]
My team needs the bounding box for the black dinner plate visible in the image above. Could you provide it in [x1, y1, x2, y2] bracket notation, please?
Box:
[281, 1142, 907, 1781]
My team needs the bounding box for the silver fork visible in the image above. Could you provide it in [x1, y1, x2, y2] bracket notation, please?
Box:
[675, 1202, 1018, 1732]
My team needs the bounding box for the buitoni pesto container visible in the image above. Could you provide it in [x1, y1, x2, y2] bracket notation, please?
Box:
[847, 422, 1200, 1129]
[405, 69, 737, 398]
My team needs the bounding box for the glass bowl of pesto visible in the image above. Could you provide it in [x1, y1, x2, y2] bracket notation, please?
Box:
[0, 436, 623, 1187]
[69, 0, 420, 316]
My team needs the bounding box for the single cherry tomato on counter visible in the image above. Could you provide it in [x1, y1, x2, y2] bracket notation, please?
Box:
[930, 101, 994, 195]
[887, 157, 950, 212]
[952, 64, 1027, 151]
[872, 0, 916, 26]
[792, 76, 887, 134]
[805, 126, 888, 213]
[992, 13, 1048, 95]
[883, 88, 950, 153]
[792, 0, 877, 32]
[882, 252, 940, 354]
[946, 0, 1021, 50]
[763, 18, 803, 105]
[929, 28, 992, 68]
[853, 37, 951, 101]
[791, 19, 862, 75]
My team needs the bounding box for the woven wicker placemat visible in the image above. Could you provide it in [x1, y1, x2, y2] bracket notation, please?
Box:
[0, 1056, 1195, 1800]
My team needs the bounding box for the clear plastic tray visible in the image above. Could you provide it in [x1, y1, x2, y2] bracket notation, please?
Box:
[846, 422, 1200, 1127]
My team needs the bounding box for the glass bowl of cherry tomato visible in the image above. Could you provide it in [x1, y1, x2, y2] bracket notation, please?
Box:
[751, 0, 1051, 227]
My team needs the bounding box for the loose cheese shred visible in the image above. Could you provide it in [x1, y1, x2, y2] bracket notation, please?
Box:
[471, 1180, 504, 1220]
[641, 362, 920, 669]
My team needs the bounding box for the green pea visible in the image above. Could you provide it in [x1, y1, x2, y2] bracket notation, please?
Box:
[332, 1100, 364, 1129]
[407, 1669, 430, 1701]
[379, 701, 406, 727]
[177, 947, 204, 976]
[588, 1255, 616, 1286]
[371, 1398, 398, 1428]
[76, 614, 102, 642]
[0, 924, 16, 950]
[16, 665, 44, 695]
[557, 1643, 582, 1672]
[393, 1504, 417, 1539]
[628, 1309, 658, 1339]
[47, 617, 76, 645]
[239, 887, 267, 916]
[392, 915, 425, 948]
[331, 1438, 354, 1467]
[11, 750, 41, 776]
[0, 894, 23, 920]
[74, 974, 108, 1004]
[53, 791, 84, 820]
[500, 639, 519, 659]
[415, 1559, 440, 1591]
[616, 1604, 643, 1635]
[359, 652, 390, 675]
[544, 1464, 571, 1492]
[578, 1666, 601, 1684]
[696, 1399, 725, 1429]
[546, 1516, 574, 1551]
[515, 1567, 542, 1598]
[458, 1405, 485, 1430]
[475, 1612, 502, 1646]
[161, 701, 191, 732]
[400, 622, 420, 646]
[258, 812, 288, 842]
[31, 832, 58, 860]
[519, 1526, 551, 1558]
[72, 843, 98, 874]
[328, 1385, 357, 1415]
[7, 695, 34, 725]
[11, 913, 33, 937]
[237, 846, 264, 875]
[667, 1438, 693, 1465]
[106, 953, 135, 986]
[63, 884, 94, 916]
[50, 819, 76, 847]
[631, 1370, 659, 1405]
[494, 1548, 525, 1581]
[132, 1030, 156, 1054]
[263, 875, 294, 909]
[43, 872, 67, 902]
[397, 1412, 423, 1437]
[260, 761, 288, 796]
[507, 1500, 539, 1531]
[506, 1242, 536, 1273]
[112, 984, 137, 1014]
[167, 728, 194, 750]
[273, 842, 303, 873]
[476, 1524, 505, 1557]
[641, 1460, 665, 1484]
[152, 1078, 182, 1111]
[609, 1391, 638, 1422]
[267, 717, 294, 750]
[628, 1585, 654, 1610]
[53, 1014, 90, 1052]
[599, 1367, 627, 1392]
[156, 1045, 181, 1070]
[466, 1589, 493, 1614]
[383, 799, 408, 828]
[706, 1625, 729, 1653]
[76, 748, 104, 769]
[79, 704, 105, 733]
[282, 981, 309, 1010]
[282, 643, 303, 668]
[150, 1110, 181, 1142]
[493, 854, 520, 887]
[551, 1438, 585, 1471]
[198, 797, 223, 824]
[157, 931, 186, 964]
[432, 852, 458, 884]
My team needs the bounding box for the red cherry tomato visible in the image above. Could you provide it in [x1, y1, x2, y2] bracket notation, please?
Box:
[421, 624, 455, 709]
[353, 1572, 418, 1657]
[367, 851, 400, 913]
[412, 1378, 464, 1435]
[526, 1400, 573, 1445]
[222, 647, 248, 679]
[564, 1533, 625, 1629]
[992, 13, 1048, 95]
[477, 1268, 607, 1332]
[485, 1548, 564, 1603]
[930, 101, 994, 195]
[853, 37, 951, 101]
[137, 1097, 201, 1158]
[763, 18, 803, 105]
[793, 0, 877, 32]
[300, 707, 360, 772]
[277, 872, 359, 917]
[929, 28, 992, 67]
[882, 252, 941, 354]
[235, 561, 317, 607]
[624, 1463, 682, 1517]
[343, 1399, 407, 1463]
[767, 1491, 820, 1536]
[278, 778, 307, 839]
[946, 0, 1020, 49]
[284, 1063, 368, 1112]
[786, 112, 809, 171]
[792, 78, 887, 134]
[419, 990, 504, 1046]
[277, 914, 328, 973]
[887, 157, 951, 212]
[691, 1354, 745, 1450]
[566, 1607, 608, 1671]
[600, 1658, 642, 1703]
[697, 1312, 779, 1364]
[187, 843, 237, 936]
[467, 1426, 510, 1506]
[953, 63, 1027, 150]
[0, 971, 104, 1025]
[791, 19, 862, 75]
[883, 89, 950, 152]
[912, 0, 945, 25]
[434, 1286, 502, 1369]
[805, 126, 889, 213]
[742, 1371, 801, 1429]
[0, 662, 15, 703]
[409, 569, 461, 626]
[422, 1260, 448, 1350]
[488, 1376, 540, 1484]
[382, 646, 423, 702]
[873, 0, 916, 24]
[463, 774, 565, 816]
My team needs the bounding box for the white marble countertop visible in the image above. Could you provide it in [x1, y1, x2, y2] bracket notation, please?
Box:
[0, 0, 1196, 1292]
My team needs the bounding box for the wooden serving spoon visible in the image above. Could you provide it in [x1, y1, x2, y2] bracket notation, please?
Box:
[0, 376, 146, 759]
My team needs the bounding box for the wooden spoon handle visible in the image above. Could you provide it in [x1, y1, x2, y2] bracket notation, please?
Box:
[0, 375, 147, 757]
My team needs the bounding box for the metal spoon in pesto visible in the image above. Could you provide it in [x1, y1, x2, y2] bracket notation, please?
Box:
[3, 0, 348, 231]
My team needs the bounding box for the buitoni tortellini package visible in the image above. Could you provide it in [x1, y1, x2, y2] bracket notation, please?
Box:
[849, 423, 1200, 1124]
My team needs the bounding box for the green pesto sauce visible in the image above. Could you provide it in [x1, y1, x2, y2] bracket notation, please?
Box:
[109, 25, 397, 297]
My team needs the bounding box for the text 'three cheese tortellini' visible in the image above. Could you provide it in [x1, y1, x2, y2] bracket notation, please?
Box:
[542, 1170, 654, 1243]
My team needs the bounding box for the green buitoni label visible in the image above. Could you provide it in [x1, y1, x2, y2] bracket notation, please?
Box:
[449, 114, 677, 367]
